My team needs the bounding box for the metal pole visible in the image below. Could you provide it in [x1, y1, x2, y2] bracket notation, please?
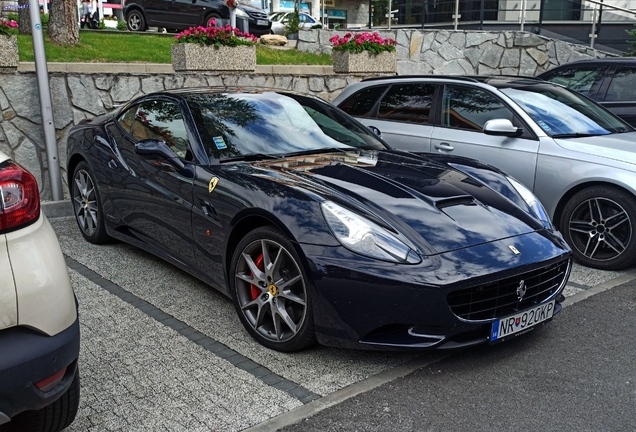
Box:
[322, 0, 325, 26]
[28, 0, 63, 201]
[369, 0, 372, 28]
[479, 0, 484, 30]
[538, 0, 545, 34]
[590, 3, 597, 48]
[520, 0, 526, 31]
[453, 0, 459, 30]
[388, 0, 392, 29]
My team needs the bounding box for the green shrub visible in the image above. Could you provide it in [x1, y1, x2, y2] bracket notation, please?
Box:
[117, 20, 127, 31]
[40, 13, 49, 26]
[7, 13, 18, 22]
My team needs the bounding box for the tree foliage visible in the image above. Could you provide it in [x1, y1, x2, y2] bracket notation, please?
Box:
[625, 25, 636, 57]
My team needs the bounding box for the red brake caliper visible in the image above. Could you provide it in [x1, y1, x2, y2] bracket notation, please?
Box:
[250, 254, 264, 300]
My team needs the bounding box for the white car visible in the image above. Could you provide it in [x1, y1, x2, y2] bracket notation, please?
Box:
[269, 12, 323, 35]
[0, 151, 80, 431]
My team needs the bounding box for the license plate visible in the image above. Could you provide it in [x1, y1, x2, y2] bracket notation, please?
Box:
[257, 19, 268, 26]
[490, 300, 555, 342]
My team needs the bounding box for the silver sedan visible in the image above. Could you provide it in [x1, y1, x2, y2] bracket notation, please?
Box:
[333, 76, 636, 270]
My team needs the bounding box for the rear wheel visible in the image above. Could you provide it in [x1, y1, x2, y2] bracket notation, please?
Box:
[560, 186, 636, 270]
[5, 369, 80, 432]
[230, 226, 316, 352]
[126, 10, 146, 31]
[71, 161, 110, 244]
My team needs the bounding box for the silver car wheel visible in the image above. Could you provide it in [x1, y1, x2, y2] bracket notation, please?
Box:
[568, 196, 632, 263]
[72, 169, 99, 237]
[234, 238, 308, 344]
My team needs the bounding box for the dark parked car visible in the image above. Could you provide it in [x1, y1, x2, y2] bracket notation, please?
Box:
[124, 0, 272, 36]
[333, 75, 636, 271]
[538, 58, 636, 127]
[66, 88, 571, 352]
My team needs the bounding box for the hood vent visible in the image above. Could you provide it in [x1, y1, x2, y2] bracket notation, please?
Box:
[434, 195, 475, 210]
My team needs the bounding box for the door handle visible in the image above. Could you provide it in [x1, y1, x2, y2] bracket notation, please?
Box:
[434, 142, 454, 151]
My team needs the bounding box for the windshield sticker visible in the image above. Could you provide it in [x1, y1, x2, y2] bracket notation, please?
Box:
[213, 136, 227, 150]
[537, 120, 551, 131]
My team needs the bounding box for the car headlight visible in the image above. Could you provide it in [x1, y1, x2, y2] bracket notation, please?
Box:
[321, 201, 421, 264]
[507, 177, 553, 230]
[235, 8, 249, 18]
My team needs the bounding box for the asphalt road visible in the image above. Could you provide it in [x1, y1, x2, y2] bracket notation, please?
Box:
[276, 280, 636, 432]
[43, 215, 636, 431]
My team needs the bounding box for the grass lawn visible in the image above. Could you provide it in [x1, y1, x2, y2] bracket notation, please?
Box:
[16, 31, 333, 65]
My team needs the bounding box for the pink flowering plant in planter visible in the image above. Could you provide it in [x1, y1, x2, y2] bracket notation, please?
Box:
[329, 31, 397, 54]
[174, 22, 257, 47]
[0, 19, 19, 36]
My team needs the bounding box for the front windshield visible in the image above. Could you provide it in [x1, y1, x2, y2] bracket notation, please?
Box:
[186, 92, 388, 161]
[501, 85, 631, 137]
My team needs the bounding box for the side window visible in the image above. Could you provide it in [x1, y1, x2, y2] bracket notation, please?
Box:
[117, 105, 138, 133]
[541, 67, 603, 96]
[378, 84, 436, 124]
[338, 85, 388, 117]
[605, 67, 636, 102]
[442, 85, 514, 131]
[130, 100, 191, 160]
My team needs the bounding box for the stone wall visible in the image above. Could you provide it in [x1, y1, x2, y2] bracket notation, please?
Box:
[298, 29, 613, 76]
[0, 71, 370, 200]
[0, 29, 614, 201]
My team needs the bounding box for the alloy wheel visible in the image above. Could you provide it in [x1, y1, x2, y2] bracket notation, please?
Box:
[234, 238, 308, 344]
[567, 196, 632, 264]
[72, 169, 99, 237]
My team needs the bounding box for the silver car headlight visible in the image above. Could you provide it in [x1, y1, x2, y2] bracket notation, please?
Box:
[507, 177, 553, 230]
[235, 8, 249, 18]
[321, 201, 421, 264]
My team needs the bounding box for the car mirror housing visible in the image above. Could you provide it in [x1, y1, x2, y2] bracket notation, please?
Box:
[134, 139, 185, 169]
[483, 119, 522, 137]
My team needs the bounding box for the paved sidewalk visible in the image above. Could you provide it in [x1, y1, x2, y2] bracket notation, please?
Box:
[48, 216, 635, 431]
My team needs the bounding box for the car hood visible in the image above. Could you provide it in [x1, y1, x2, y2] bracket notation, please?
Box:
[554, 132, 636, 166]
[254, 150, 543, 255]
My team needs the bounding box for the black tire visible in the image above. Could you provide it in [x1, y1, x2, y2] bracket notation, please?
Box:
[230, 226, 316, 352]
[4, 369, 80, 432]
[71, 161, 111, 244]
[560, 186, 636, 270]
[205, 13, 221, 28]
[126, 10, 146, 31]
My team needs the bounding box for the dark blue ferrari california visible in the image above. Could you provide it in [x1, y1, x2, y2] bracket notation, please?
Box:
[66, 88, 571, 352]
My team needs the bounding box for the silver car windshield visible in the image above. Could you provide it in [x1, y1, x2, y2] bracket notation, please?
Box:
[501, 86, 631, 137]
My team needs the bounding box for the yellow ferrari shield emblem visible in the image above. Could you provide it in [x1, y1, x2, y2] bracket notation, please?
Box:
[268, 284, 278, 296]
[208, 177, 219, 193]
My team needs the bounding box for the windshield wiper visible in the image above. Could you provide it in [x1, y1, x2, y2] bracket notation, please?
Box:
[282, 147, 356, 158]
[551, 133, 606, 139]
[220, 153, 283, 163]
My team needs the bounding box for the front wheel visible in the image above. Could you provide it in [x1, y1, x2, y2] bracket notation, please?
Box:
[126, 10, 146, 31]
[230, 226, 316, 352]
[560, 186, 636, 270]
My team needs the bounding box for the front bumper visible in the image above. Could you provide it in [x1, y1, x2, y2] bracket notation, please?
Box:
[299, 231, 571, 350]
[0, 317, 80, 424]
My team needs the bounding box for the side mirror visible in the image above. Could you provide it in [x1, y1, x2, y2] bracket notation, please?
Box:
[134, 139, 185, 169]
[367, 125, 382, 137]
[483, 119, 522, 137]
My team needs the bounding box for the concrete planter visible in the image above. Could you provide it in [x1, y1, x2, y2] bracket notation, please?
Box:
[332, 50, 396, 74]
[0, 35, 18, 71]
[171, 43, 256, 72]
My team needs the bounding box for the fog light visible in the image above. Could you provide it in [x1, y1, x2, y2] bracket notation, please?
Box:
[35, 367, 67, 392]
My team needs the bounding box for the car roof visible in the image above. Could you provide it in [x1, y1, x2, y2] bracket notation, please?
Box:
[360, 74, 549, 88]
[540, 58, 636, 68]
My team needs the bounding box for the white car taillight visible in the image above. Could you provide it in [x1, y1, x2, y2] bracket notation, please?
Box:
[0, 161, 40, 233]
